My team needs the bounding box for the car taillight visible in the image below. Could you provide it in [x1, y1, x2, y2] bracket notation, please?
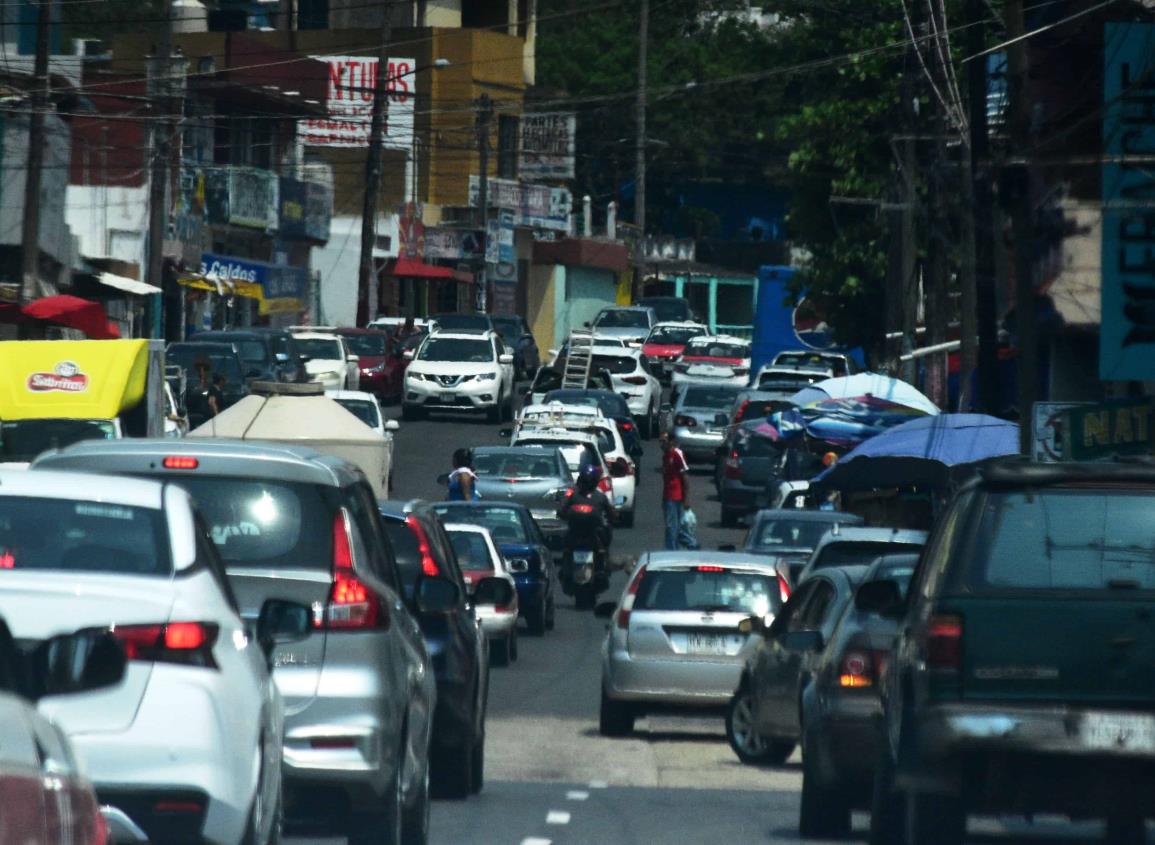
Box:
[162, 456, 198, 470]
[838, 649, 874, 688]
[617, 564, 647, 629]
[620, 421, 634, 432]
[622, 376, 647, 385]
[735, 399, 750, 423]
[90, 802, 108, 845]
[724, 451, 741, 479]
[110, 622, 218, 667]
[598, 475, 613, 494]
[675, 414, 697, 428]
[926, 613, 963, 670]
[321, 510, 388, 630]
[405, 513, 440, 577]
[774, 561, 792, 603]
[695, 565, 725, 573]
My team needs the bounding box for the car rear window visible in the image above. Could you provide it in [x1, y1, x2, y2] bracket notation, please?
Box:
[382, 518, 422, 589]
[758, 373, 819, 390]
[735, 432, 779, 458]
[634, 568, 776, 616]
[342, 334, 389, 356]
[815, 541, 922, 569]
[972, 490, 1155, 591]
[333, 398, 379, 428]
[0, 496, 171, 576]
[167, 477, 333, 569]
[447, 530, 495, 573]
[474, 452, 562, 478]
[683, 386, 741, 408]
[648, 326, 702, 344]
[751, 519, 840, 552]
[592, 355, 637, 375]
[685, 342, 749, 359]
[433, 506, 528, 544]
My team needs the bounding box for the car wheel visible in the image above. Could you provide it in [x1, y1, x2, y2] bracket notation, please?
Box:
[489, 635, 511, 667]
[348, 763, 403, 844]
[431, 737, 474, 800]
[868, 749, 905, 845]
[725, 688, 794, 765]
[799, 733, 850, 839]
[400, 762, 430, 845]
[905, 790, 964, 845]
[470, 732, 485, 795]
[545, 595, 556, 630]
[526, 601, 547, 636]
[599, 687, 635, 737]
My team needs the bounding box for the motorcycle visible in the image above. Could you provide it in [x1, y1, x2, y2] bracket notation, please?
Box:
[562, 545, 608, 610]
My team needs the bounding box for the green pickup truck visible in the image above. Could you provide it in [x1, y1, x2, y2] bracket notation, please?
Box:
[866, 461, 1155, 845]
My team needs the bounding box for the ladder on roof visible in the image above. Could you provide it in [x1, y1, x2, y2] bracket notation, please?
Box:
[562, 329, 595, 388]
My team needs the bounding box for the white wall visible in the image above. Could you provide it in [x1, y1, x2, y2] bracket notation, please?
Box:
[65, 184, 148, 266]
[0, 113, 76, 269]
[311, 213, 400, 326]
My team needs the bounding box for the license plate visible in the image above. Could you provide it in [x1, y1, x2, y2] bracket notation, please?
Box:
[439, 392, 456, 403]
[686, 633, 729, 655]
[1080, 712, 1155, 752]
[574, 551, 594, 564]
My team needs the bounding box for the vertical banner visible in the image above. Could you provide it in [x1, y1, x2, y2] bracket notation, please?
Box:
[1100, 23, 1155, 380]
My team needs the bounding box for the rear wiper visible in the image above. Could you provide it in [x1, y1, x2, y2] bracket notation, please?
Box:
[1107, 579, 1142, 590]
[694, 604, 740, 613]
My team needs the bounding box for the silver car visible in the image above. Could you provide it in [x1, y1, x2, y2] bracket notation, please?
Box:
[597, 551, 784, 736]
[33, 439, 438, 845]
[444, 523, 520, 667]
[471, 446, 572, 534]
[670, 383, 745, 462]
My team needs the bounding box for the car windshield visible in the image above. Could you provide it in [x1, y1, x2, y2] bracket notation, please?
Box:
[168, 347, 244, 383]
[333, 398, 379, 428]
[418, 337, 493, 362]
[972, 490, 1155, 591]
[296, 338, 343, 360]
[639, 300, 691, 322]
[543, 391, 630, 418]
[166, 477, 333, 569]
[596, 310, 649, 329]
[879, 563, 917, 598]
[341, 334, 389, 356]
[685, 341, 749, 359]
[447, 530, 495, 572]
[0, 496, 171, 576]
[750, 518, 845, 552]
[0, 419, 116, 462]
[815, 540, 923, 570]
[206, 338, 267, 366]
[591, 354, 637, 375]
[648, 326, 703, 344]
[435, 314, 490, 332]
[682, 386, 742, 408]
[516, 439, 601, 471]
[491, 318, 522, 338]
[433, 506, 528, 544]
[474, 452, 563, 479]
[633, 568, 776, 616]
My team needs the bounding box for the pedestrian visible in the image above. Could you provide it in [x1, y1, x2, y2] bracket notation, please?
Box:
[660, 431, 690, 551]
[185, 359, 221, 429]
[397, 315, 418, 340]
[446, 447, 479, 501]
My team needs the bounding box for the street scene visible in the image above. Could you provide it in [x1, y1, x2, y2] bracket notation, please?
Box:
[0, 0, 1154, 844]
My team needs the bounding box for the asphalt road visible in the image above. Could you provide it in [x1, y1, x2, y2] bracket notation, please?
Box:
[289, 398, 1117, 845]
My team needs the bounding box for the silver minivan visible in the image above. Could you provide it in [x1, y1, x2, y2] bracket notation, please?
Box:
[34, 439, 439, 845]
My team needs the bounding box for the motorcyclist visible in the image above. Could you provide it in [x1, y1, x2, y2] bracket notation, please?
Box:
[557, 464, 614, 600]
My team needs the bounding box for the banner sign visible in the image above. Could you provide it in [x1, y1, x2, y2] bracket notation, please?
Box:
[203, 167, 278, 232]
[468, 176, 572, 231]
[519, 112, 576, 180]
[1100, 23, 1155, 380]
[301, 56, 415, 149]
[201, 253, 308, 315]
[425, 227, 483, 260]
[1062, 399, 1154, 460]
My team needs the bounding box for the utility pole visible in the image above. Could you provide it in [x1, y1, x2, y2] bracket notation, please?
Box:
[476, 93, 492, 313]
[965, 0, 1000, 414]
[19, 0, 51, 305]
[1006, 0, 1036, 451]
[632, 0, 648, 301]
[357, 12, 393, 326]
[145, 0, 174, 339]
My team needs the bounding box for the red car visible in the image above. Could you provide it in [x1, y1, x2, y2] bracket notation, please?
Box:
[336, 327, 405, 403]
[641, 322, 707, 383]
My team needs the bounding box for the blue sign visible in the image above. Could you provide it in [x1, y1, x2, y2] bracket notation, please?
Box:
[201, 252, 308, 310]
[1101, 23, 1155, 380]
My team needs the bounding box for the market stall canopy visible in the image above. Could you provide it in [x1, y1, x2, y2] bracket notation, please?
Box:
[95, 273, 162, 296]
[21, 295, 121, 339]
[811, 413, 1020, 492]
[385, 257, 473, 284]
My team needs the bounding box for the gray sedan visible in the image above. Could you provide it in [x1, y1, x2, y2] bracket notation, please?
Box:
[472, 446, 571, 535]
[669, 383, 745, 462]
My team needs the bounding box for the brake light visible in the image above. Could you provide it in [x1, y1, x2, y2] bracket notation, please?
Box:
[162, 456, 198, 470]
[321, 510, 388, 630]
[724, 451, 741, 479]
[776, 568, 791, 603]
[620, 421, 634, 432]
[838, 650, 874, 688]
[598, 475, 613, 494]
[617, 564, 647, 629]
[622, 376, 647, 385]
[735, 399, 750, 423]
[675, 414, 697, 428]
[110, 622, 218, 667]
[926, 613, 963, 670]
[406, 514, 440, 577]
[695, 565, 725, 573]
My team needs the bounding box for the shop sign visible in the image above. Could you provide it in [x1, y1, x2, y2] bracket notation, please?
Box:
[200, 253, 308, 315]
[520, 112, 576, 180]
[203, 168, 278, 231]
[1030, 401, 1091, 462]
[425, 227, 482, 260]
[279, 178, 307, 240]
[301, 56, 415, 149]
[468, 176, 571, 231]
[279, 178, 332, 243]
[1062, 399, 1155, 461]
[305, 181, 332, 242]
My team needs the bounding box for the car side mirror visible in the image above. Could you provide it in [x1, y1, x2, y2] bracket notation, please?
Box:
[256, 598, 312, 663]
[384, 419, 400, 432]
[593, 601, 617, 619]
[416, 575, 459, 614]
[30, 629, 127, 701]
[610, 457, 630, 478]
[737, 614, 775, 636]
[346, 354, 359, 364]
[403, 349, 415, 360]
[498, 353, 514, 365]
[855, 579, 905, 618]
[473, 577, 515, 608]
[781, 629, 825, 653]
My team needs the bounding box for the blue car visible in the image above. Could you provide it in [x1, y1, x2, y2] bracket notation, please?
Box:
[432, 501, 557, 635]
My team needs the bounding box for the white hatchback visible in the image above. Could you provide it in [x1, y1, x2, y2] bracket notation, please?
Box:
[589, 346, 662, 438]
[0, 469, 300, 845]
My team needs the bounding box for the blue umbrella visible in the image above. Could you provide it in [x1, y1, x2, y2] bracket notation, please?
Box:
[811, 413, 1020, 492]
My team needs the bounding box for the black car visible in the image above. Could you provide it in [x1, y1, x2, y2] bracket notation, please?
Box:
[542, 388, 644, 462]
[524, 365, 614, 406]
[726, 564, 869, 767]
[797, 553, 917, 838]
[189, 328, 307, 383]
[431, 313, 495, 334]
[166, 341, 250, 411]
[715, 420, 782, 526]
[742, 509, 864, 595]
[491, 315, 541, 380]
[636, 295, 695, 323]
[431, 501, 557, 635]
[377, 499, 490, 799]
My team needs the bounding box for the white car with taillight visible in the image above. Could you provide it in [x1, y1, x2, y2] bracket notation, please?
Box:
[670, 335, 753, 390]
[588, 346, 662, 439]
[0, 468, 291, 845]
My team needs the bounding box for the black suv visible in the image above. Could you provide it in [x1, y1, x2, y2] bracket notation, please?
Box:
[189, 328, 307, 383]
[378, 499, 490, 799]
[868, 461, 1155, 845]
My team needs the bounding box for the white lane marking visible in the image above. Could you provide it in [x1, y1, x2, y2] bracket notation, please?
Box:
[521, 839, 552, 845]
[566, 790, 590, 801]
[589, 780, 608, 789]
[546, 810, 572, 825]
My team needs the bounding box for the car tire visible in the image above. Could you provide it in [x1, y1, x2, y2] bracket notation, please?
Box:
[400, 763, 430, 845]
[725, 688, 794, 765]
[905, 790, 964, 845]
[348, 763, 403, 844]
[799, 733, 850, 839]
[869, 749, 904, 845]
[599, 688, 635, 737]
[431, 737, 474, 800]
[486, 401, 501, 423]
[470, 732, 485, 795]
[526, 601, 547, 636]
[545, 596, 556, 630]
[510, 628, 519, 661]
[490, 635, 511, 667]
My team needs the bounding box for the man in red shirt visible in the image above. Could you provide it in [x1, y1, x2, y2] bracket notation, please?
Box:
[660, 431, 690, 550]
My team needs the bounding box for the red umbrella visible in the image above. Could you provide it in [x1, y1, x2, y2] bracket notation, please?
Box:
[21, 295, 120, 339]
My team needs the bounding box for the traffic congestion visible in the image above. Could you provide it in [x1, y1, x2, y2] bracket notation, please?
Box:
[0, 301, 1149, 845]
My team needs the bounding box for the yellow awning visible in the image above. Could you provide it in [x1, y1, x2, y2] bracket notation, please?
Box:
[0, 340, 150, 421]
[177, 273, 263, 301]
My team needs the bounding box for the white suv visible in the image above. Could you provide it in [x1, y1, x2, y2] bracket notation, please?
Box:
[289, 328, 360, 391]
[403, 330, 516, 421]
[590, 346, 662, 439]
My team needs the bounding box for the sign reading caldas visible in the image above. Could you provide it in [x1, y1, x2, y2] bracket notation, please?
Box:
[1062, 399, 1155, 461]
